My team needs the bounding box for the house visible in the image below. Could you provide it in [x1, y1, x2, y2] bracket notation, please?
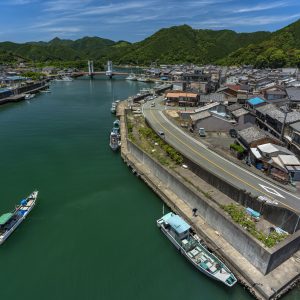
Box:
[190, 111, 235, 132]
[286, 87, 300, 109]
[245, 97, 266, 111]
[189, 103, 235, 132]
[237, 127, 280, 149]
[256, 144, 300, 182]
[287, 121, 300, 158]
[256, 104, 300, 138]
[165, 91, 199, 106]
[199, 93, 225, 106]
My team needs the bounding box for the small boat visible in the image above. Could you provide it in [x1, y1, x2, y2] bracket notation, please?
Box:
[40, 89, 51, 93]
[111, 103, 116, 114]
[0, 191, 38, 245]
[54, 76, 73, 82]
[109, 132, 121, 151]
[157, 212, 237, 287]
[137, 75, 152, 83]
[24, 94, 35, 100]
[109, 119, 121, 151]
[126, 73, 137, 81]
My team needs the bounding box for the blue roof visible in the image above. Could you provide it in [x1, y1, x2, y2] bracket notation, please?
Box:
[162, 212, 190, 234]
[247, 97, 265, 106]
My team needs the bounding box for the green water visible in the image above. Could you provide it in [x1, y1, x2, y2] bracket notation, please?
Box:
[0, 77, 298, 300]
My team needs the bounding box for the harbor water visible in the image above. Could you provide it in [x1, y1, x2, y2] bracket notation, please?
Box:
[0, 77, 298, 300]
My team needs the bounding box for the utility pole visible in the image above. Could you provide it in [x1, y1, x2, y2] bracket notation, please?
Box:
[280, 95, 293, 141]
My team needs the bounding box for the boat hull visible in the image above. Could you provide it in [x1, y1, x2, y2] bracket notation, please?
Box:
[0, 191, 38, 245]
[157, 221, 235, 286]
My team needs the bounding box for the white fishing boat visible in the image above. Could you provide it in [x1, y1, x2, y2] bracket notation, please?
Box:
[157, 212, 237, 287]
[40, 89, 51, 93]
[0, 191, 38, 245]
[24, 94, 35, 100]
[54, 76, 73, 82]
[126, 73, 137, 81]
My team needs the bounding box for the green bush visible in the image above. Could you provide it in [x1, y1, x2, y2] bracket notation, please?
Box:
[230, 143, 244, 154]
[222, 204, 287, 248]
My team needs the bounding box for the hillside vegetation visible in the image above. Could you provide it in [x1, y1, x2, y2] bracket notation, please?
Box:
[219, 19, 300, 67]
[1, 19, 300, 67]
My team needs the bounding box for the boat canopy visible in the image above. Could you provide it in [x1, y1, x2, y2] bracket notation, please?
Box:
[162, 212, 190, 234]
[0, 213, 13, 225]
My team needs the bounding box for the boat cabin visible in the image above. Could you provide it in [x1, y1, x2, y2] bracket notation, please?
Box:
[161, 212, 190, 240]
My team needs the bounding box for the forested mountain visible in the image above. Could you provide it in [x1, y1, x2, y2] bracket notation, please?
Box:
[219, 19, 300, 67]
[0, 20, 300, 67]
[110, 25, 271, 65]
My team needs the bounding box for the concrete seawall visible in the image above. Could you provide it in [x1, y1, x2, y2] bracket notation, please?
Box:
[127, 139, 300, 275]
[118, 103, 300, 299]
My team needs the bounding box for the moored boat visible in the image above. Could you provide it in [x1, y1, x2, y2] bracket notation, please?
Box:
[109, 119, 121, 151]
[109, 132, 120, 151]
[54, 76, 73, 82]
[157, 212, 237, 287]
[126, 73, 137, 81]
[0, 191, 38, 245]
[24, 94, 35, 100]
[111, 104, 116, 114]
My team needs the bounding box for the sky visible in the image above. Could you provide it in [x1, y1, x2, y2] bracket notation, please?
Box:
[0, 0, 300, 43]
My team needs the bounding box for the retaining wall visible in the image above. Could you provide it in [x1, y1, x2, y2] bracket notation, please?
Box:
[127, 140, 300, 275]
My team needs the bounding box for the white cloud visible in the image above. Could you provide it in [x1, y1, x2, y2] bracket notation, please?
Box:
[233, 1, 290, 13]
[81, 1, 155, 16]
[191, 13, 300, 28]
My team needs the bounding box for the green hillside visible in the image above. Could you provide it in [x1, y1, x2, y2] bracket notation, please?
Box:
[1, 20, 300, 67]
[110, 25, 271, 65]
[219, 19, 300, 67]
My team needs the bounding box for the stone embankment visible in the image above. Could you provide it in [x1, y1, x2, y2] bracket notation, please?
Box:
[117, 101, 300, 300]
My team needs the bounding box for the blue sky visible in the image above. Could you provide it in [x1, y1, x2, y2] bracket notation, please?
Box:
[0, 0, 300, 42]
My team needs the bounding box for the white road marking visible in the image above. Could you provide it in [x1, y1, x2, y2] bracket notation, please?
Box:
[155, 110, 300, 202]
[258, 184, 285, 198]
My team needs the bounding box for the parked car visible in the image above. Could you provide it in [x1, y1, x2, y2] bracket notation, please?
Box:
[229, 129, 237, 138]
[158, 130, 165, 137]
[151, 102, 155, 107]
[199, 128, 206, 137]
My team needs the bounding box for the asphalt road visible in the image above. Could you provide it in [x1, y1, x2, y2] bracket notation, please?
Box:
[143, 98, 300, 213]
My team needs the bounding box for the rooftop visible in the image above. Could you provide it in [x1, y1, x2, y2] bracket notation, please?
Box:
[257, 143, 293, 155]
[286, 87, 300, 101]
[227, 103, 243, 112]
[166, 92, 198, 98]
[190, 111, 211, 122]
[232, 108, 249, 118]
[238, 126, 267, 144]
[247, 97, 266, 106]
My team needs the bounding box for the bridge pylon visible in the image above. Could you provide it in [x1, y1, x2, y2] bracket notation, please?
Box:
[88, 60, 94, 78]
[105, 61, 113, 79]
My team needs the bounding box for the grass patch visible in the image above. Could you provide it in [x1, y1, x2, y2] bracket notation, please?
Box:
[126, 112, 183, 166]
[222, 203, 287, 248]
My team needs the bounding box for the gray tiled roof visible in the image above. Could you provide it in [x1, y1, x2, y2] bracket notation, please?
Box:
[227, 103, 243, 112]
[256, 104, 275, 115]
[232, 108, 249, 118]
[190, 111, 211, 122]
[238, 126, 267, 144]
[200, 93, 225, 103]
[290, 121, 300, 132]
[286, 87, 300, 101]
